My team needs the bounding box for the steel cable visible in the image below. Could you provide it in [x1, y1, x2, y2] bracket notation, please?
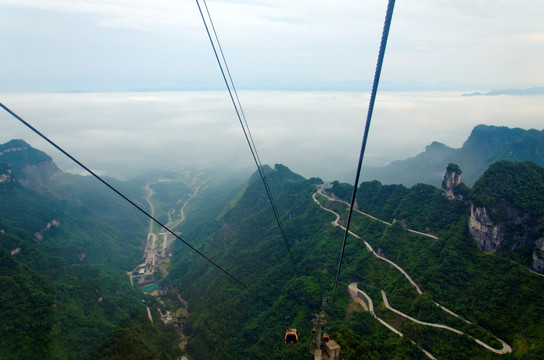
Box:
[0, 101, 272, 307]
[331, 0, 396, 303]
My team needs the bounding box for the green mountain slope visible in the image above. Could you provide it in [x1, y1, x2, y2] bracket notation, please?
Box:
[0, 141, 181, 359]
[164, 162, 544, 359]
[470, 161, 544, 271]
[4, 139, 544, 359]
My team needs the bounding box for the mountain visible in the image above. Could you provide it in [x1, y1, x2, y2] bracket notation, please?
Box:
[469, 161, 544, 273]
[463, 86, 544, 96]
[361, 125, 544, 187]
[163, 162, 544, 360]
[0, 139, 61, 190]
[0, 140, 181, 359]
[4, 140, 544, 359]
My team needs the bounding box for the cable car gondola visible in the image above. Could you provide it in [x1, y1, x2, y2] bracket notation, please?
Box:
[285, 329, 298, 344]
[322, 333, 330, 342]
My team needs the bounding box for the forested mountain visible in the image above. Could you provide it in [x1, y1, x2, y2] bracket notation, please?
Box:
[469, 161, 544, 273]
[3, 139, 544, 360]
[359, 125, 544, 187]
[164, 162, 544, 359]
[0, 140, 181, 359]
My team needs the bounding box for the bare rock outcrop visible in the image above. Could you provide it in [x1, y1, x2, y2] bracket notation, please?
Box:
[442, 163, 464, 200]
[468, 204, 504, 252]
[532, 238, 544, 274]
[0, 169, 13, 183]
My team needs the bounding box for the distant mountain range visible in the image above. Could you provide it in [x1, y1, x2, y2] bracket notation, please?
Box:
[360, 124, 544, 187]
[463, 86, 544, 96]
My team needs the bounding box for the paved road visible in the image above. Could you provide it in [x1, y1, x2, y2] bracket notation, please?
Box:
[381, 290, 512, 354]
[348, 283, 437, 360]
[313, 192, 422, 294]
[145, 184, 155, 234]
[314, 191, 512, 355]
[317, 189, 438, 240]
[348, 283, 403, 337]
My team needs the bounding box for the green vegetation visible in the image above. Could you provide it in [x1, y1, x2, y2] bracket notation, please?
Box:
[4, 139, 544, 360]
[471, 161, 544, 218]
[470, 161, 544, 265]
[164, 162, 544, 359]
[0, 144, 181, 359]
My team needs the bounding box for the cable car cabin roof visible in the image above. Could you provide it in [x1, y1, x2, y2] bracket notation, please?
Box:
[285, 329, 298, 344]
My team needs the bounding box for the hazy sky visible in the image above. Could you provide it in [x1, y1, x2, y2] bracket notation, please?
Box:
[1, 0, 543, 91]
[1, 1, 543, 182]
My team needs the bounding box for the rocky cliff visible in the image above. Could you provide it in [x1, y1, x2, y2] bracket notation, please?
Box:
[0, 139, 60, 190]
[469, 161, 544, 274]
[0, 164, 14, 183]
[442, 163, 463, 200]
[532, 238, 544, 274]
[468, 204, 504, 252]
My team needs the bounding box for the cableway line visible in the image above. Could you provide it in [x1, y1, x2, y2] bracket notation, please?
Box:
[0, 101, 272, 308]
[195, 0, 298, 273]
[332, 0, 396, 303]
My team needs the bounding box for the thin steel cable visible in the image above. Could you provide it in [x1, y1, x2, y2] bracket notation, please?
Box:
[332, 0, 396, 303]
[202, 0, 262, 167]
[0, 101, 272, 307]
[196, 0, 297, 272]
[201, 1, 279, 228]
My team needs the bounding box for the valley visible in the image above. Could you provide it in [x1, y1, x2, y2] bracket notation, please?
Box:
[127, 173, 206, 356]
[2, 139, 544, 359]
[130, 175, 205, 289]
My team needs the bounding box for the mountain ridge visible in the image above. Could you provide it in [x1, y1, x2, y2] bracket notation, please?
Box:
[2, 139, 544, 359]
[164, 160, 544, 359]
[0, 140, 182, 359]
[361, 124, 544, 187]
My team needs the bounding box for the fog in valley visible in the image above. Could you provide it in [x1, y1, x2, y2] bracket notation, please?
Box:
[1, 90, 543, 183]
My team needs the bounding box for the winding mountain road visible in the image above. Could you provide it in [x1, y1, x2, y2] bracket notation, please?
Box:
[381, 290, 512, 354]
[317, 189, 438, 240]
[313, 190, 512, 356]
[349, 282, 437, 360]
[145, 184, 155, 234]
[312, 192, 422, 294]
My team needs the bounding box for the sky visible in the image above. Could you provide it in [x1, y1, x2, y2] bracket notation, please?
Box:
[1, 0, 543, 91]
[0, 1, 543, 182]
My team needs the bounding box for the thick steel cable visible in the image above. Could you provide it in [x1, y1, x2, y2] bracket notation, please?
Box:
[331, 0, 396, 303]
[0, 102, 272, 307]
[196, 0, 297, 272]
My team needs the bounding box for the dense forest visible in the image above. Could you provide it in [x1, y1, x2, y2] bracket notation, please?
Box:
[2, 139, 544, 359]
[0, 141, 182, 359]
[165, 162, 544, 359]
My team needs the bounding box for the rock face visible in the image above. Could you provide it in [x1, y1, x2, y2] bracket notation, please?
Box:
[0, 169, 13, 183]
[468, 204, 504, 252]
[19, 160, 61, 190]
[532, 238, 544, 274]
[468, 161, 544, 274]
[0, 139, 60, 191]
[442, 163, 463, 200]
[469, 203, 544, 274]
